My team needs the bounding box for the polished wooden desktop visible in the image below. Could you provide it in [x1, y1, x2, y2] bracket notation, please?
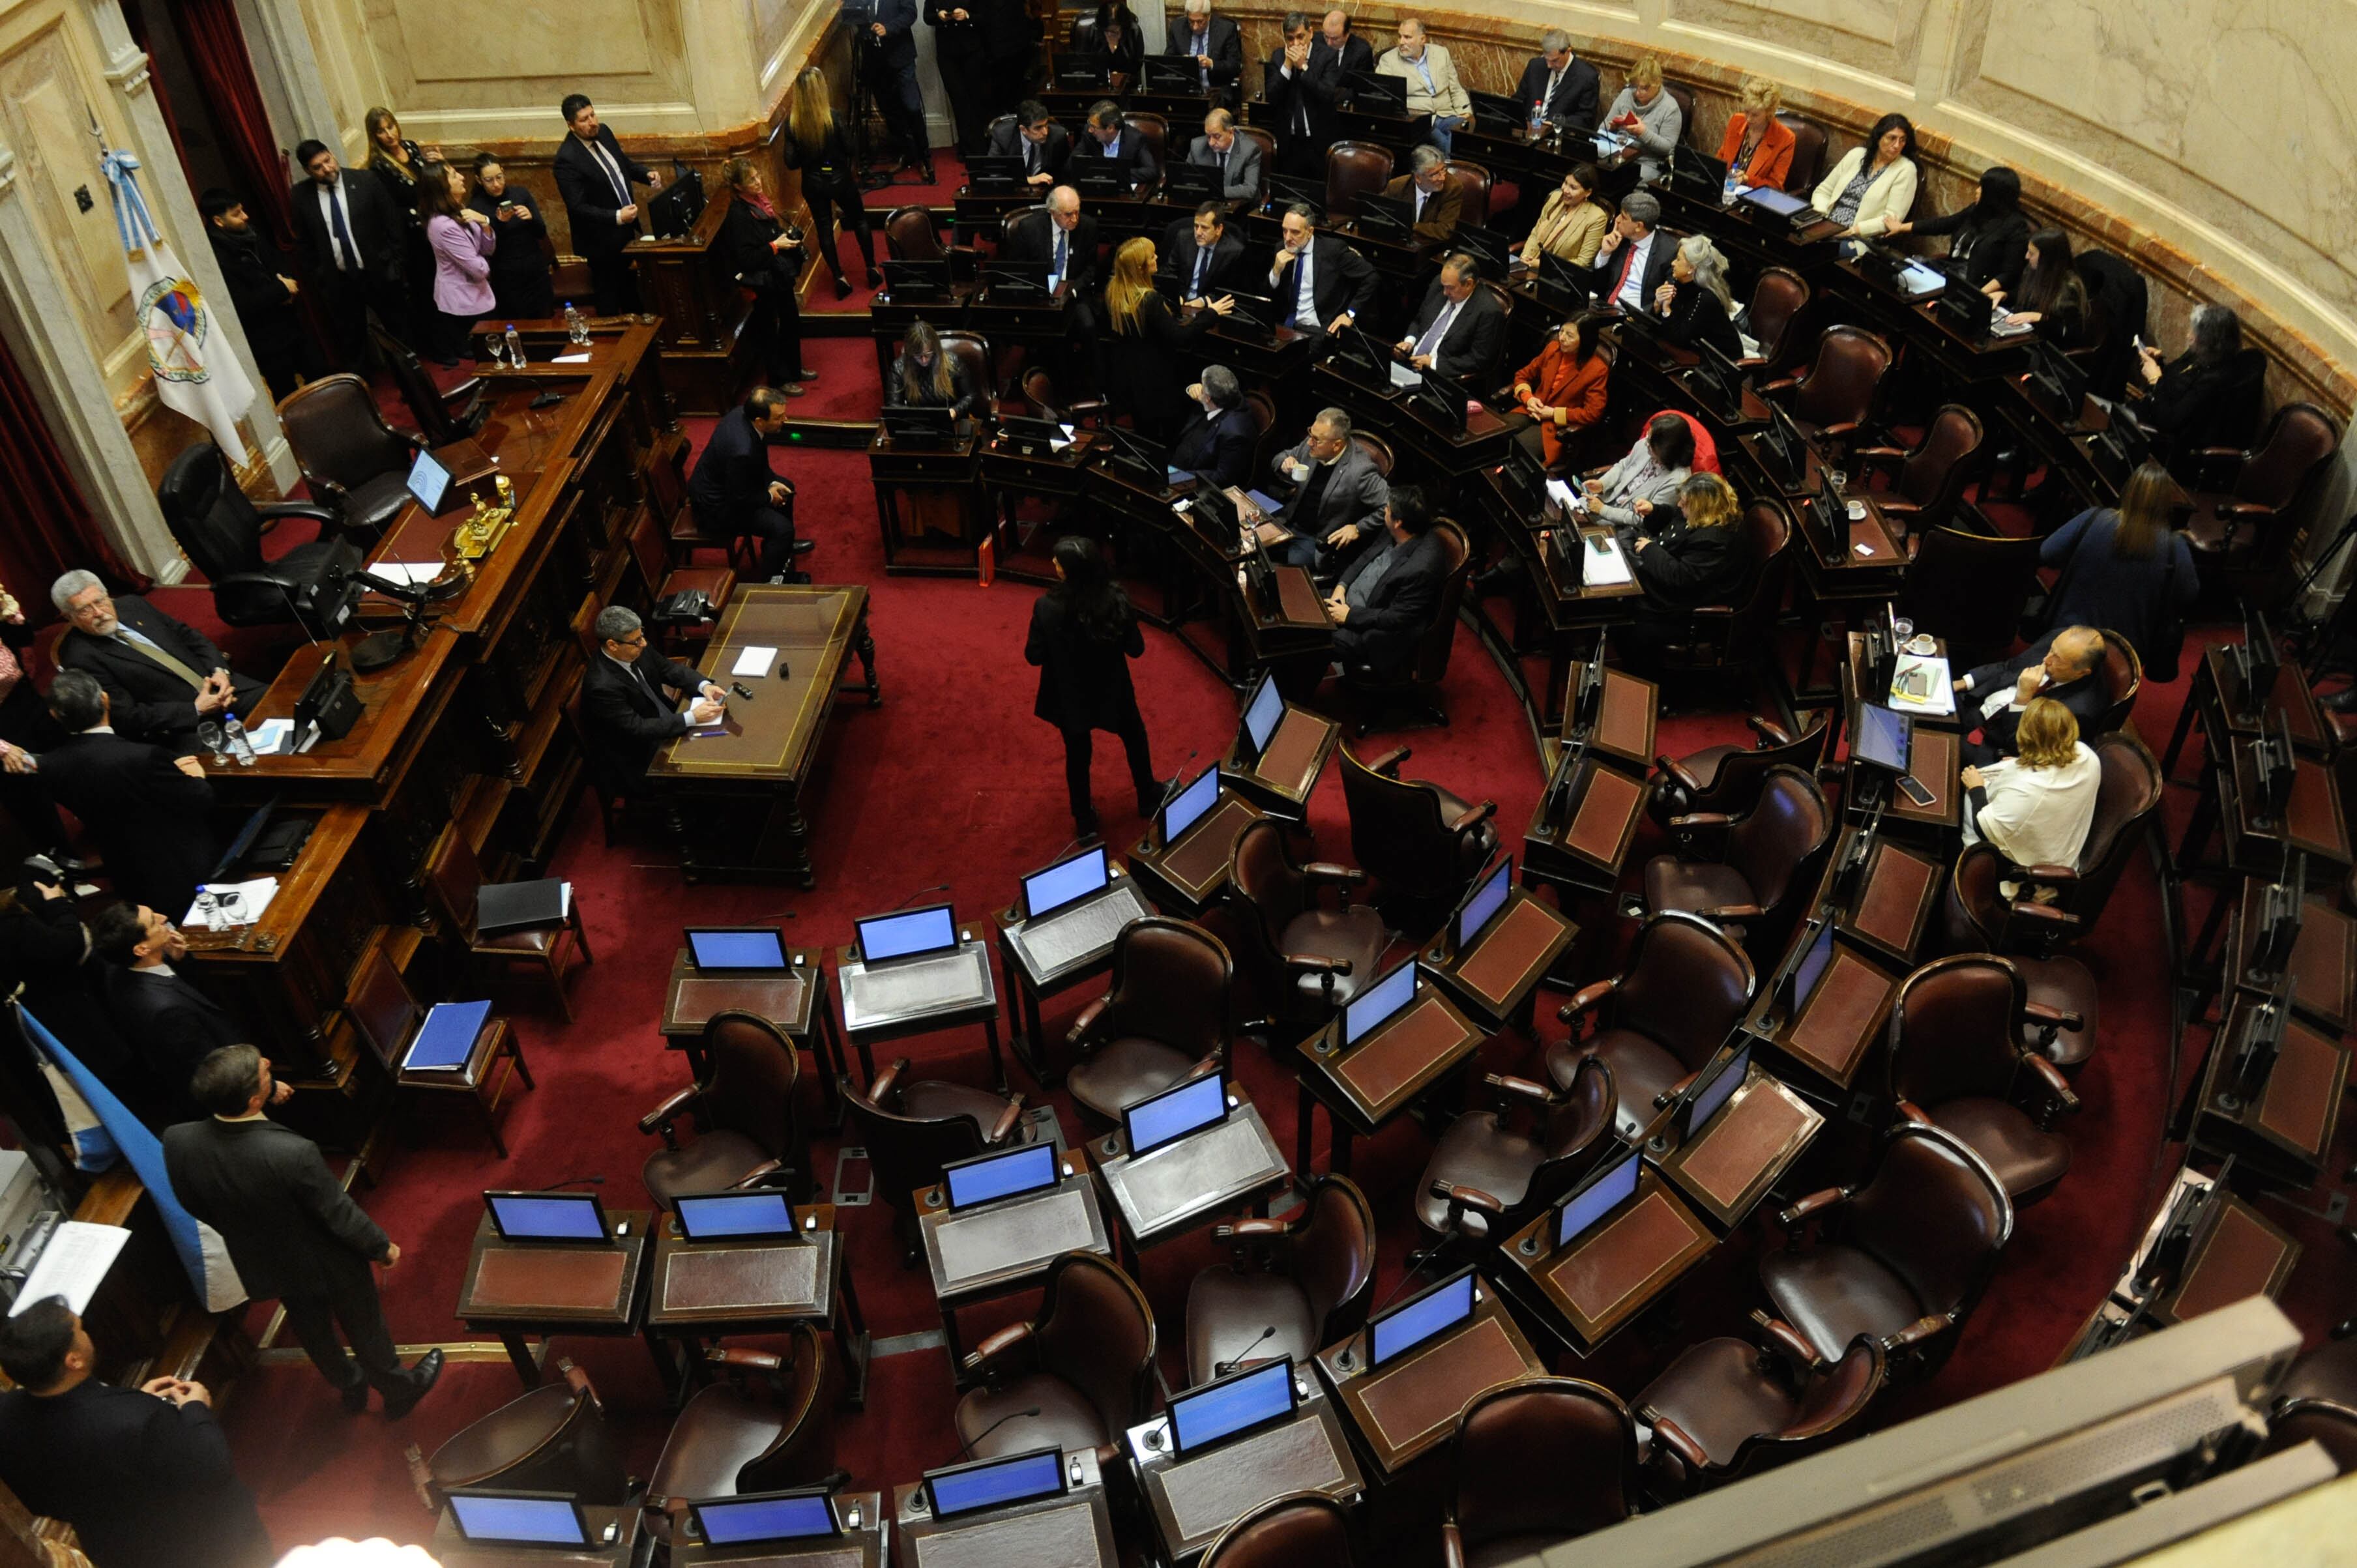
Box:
[1654, 1064, 1827, 1230]
[671, 1493, 886, 1566]
[660, 944, 849, 1123]
[646, 586, 881, 886]
[831, 925, 1008, 1093]
[2220, 882, 2356, 1032]
[1295, 982, 1484, 1174]
[1126, 1374, 1364, 1561]
[1522, 748, 1648, 898]
[1222, 701, 1341, 824]
[893, 1448, 1119, 1567]
[643, 1202, 870, 1407]
[1748, 929, 1900, 1095]
[2163, 643, 2336, 777]
[869, 424, 987, 575]
[2191, 991, 2350, 1190]
[1561, 659, 1659, 772]
[1126, 787, 1264, 915]
[457, 1209, 654, 1386]
[915, 1145, 1111, 1371]
[2152, 1188, 2302, 1328]
[1422, 886, 1578, 1030]
[625, 188, 757, 414]
[1315, 1285, 1549, 1479]
[1835, 834, 1944, 966]
[1497, 1167, 1716, 1357]
[2180, 734, 2354, 885]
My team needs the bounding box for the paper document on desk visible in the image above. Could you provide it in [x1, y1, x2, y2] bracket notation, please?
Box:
[1545, 478, 1582, 515]
[370, 563, 444, 590]
[248, 718, 295, 755]
[1897, 261, 1946, 297]
[11, 1221, 128, 1316]
[185, 877, 280, 930]
[553, 351, 591, 363]
[1388, 360, 1420, 390]
[1988, 312, 2035, 338]
[1581, 535, 1634, 587]
[1890, 655, 1957, 716]
[730, 645, 778, 678]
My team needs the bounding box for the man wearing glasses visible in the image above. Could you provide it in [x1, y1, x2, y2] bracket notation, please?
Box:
[580, 605, 727, 799]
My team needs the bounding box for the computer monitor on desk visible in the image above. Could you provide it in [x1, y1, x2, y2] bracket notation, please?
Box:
[647, 160, 705, 239]
[1736, 184, 1811, 225]
[671, 1189, 804, 1242]
[1935, 280, 1995, 340]
[1448, 856, 1514, 959]
[1667, 1041, 1751, 1144]
[880, 259, 952, 301]
[963, 154, 1025, 193]
[1068, 165, 1134, 198]
[1234, 673, 1285, 769]
[1338, 958, 1417, 1051]
[1540, 1148, 1641, 1256]
[1164, 1357, 1299, 1456]
[982, 262, 1050, 300]
[1052, 52, 1109, 89]
[1759, 402, 1809, 489]
[879, 405, 957, 448]
[1163, 160, 1218, 204]
[922, 1447, 1068, 1520]
[685, 926, 788, 972]
[1688, 337, 1748, 417]
[1668, 145, 1727, 203]
[484, 1190, 611, 1243]
[1367, 1266, 1475, 1367]
[1104, 424, 1167, 486]
[407, 448, 454, 515]
[1534, 251, 1586, 306]
[1021, 846, 1110, 921]
[1763, 917, 1837, 1031]
[1266, 173, 1325, 216]
[1345, 69, 1407, 112]
[2025, 338, 2088, 422]
[1466, 89, 1527, 132]
[447, 1490, 602, 1548]
[1141, 56, 1204, 94]
[688, 1487, 843, 1548]
[1852, 702, 1913, 783]
[1122, 1068, 1230, 1157]
[855, 904, 961, 965]
[943, 1140, 1061, 1210]
[1353, 191, 1414, 244]
[1216, 289, 1278, 331]
[1456, 224, 1511, 277]
[1158, 765, 1222, 849]
[1403, 361, 1468, 433]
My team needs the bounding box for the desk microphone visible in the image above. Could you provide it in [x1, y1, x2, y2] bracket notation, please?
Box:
[1150, 749, 1201, 822]
[1212, 1325, 1277, 1378]
[952, 1406, 1040, 1459]
[272, 581, 323, 648]
[540, 1175, 608, 1189]
[886, 882, 950, 912]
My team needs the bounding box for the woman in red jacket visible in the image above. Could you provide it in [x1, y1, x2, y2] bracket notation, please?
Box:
[1715, 78, 1797, 192]
[1510, 314, 1610, 472]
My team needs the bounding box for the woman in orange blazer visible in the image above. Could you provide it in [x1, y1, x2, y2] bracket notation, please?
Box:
[1511, 314, 1610, 472]
[1715, 78, 1796, 192]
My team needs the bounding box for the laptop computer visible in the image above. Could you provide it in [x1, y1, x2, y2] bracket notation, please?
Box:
[407, 448, 454, 515]
[1448, 856, 1514, 961]
[484, 1190, 610, 1243]
[685, 925, 789, 972]
[1165, 1357, 1299, 1457]
[671, 1188, 805, 1243]
[446, 1489, 605, 1548]
[1122, 1068, 1230, 1158]
[943, 1140, 1061, 1210]
[688, 1486, 842, 1548]
[1158, 764, 1222, 849]
[1368, 1266, 1476, 1367]
[921, 1447, 1068, 1519]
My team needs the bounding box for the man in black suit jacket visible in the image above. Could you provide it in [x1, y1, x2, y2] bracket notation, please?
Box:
[164, 1046, 441, 1414]
[1267, 204, 1376, 335]
[1515, 32, 1602, 132]
[1311, 8, 1375, 78]
[1263, 19, 1337, 179]
[1396, 254, 1505, 385]
[1585, 190, 1675, 314]
[93, 902, 295, 1120]
[1955, 625, 2111, 763]
[1070, 100, 1160, 188]
[1164, 204, 1250, 300]
[0, 1301, 271, 1568]
[1326, 484, 1450, 681]
[924, 0, 991, 153]
[988, 100, 1071, 189]
[1186, 109, 1264, 201]
[1006, 186, 1102, 297]
[1169, 366, 1256, 488]
[581, 603, 728, 795]
[1169, 1, 1244, 101]
[860, 0, 933, 177]
[37, 673, 216, 923]
[50, 573, 266, 752]
[287, 139, 410, 368]
[201, 188, 323, 400]
[689, 388, 806, 581]
[553, 94, 664, 315]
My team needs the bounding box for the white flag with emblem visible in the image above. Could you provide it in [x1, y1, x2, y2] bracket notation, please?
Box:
[100, 142, 256, 466]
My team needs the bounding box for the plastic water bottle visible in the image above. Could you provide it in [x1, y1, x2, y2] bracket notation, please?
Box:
[1528, 101, 1546, 139]
[504, 323, 525, 366]
[563, 302, 589, 345]
[222, 714, 258, 766]
[1723, 168, 1743, 207]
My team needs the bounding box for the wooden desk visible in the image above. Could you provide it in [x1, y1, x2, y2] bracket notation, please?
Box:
[2191, 993, 2349, 1190]
[1238, 560, 1335, 703]
[1835, 835, 1944, 966]
[2163, 644, 2337, 779]
[1222, 702, 1341, 824]
[1422, 888, 1578, 1030]
[457, 1210, 653, 1386]
[672, 1494, 887, 1565]
[1126, 789, 1263, 915]
[915, 1148, 1111, 1371]
[646, 587, 881, 887]
[660, 945, 847, 1125]
[1095, 1094, 1289, 1252]
[1496, 1169, 1715, 1357]
[2181, 736, 2354, 886]
[894, 1450, 1119, 1567]
[1748, 931, 1899, 1094]
[992, 872, 1157, 1084]
[833, 931, 1006, 1092]
[2222, 882, 2356, 1032]
[870, 426, 986, 575]
[432, 1503, 636, 1567]
[1654, 1065, 1826, 1230]
[1295, 982, 1483, 1174]
[626, 190, 755, 414]
[643, 1204, 870, 1408]
[1522, 750, 1648, 898]
[2153, 1190, 2302, 1328]
[1126, 1376, 1363, 1563]
[1561, 659, 1658, 772]
[1315, 1286, 1548, 1479]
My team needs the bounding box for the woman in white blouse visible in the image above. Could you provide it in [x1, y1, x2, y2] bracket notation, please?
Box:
[1961, 698, 2101, 882]
[1809, 113, 1919, 239]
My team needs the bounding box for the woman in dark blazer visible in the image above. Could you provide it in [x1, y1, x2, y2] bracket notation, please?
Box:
[785, 68, 883, 298]
[1090, 3, 1145, 81]
[718, 158, 810, 390]
[1888, 165, 2030, 297]
[890, 321, 985, 418]
[2135, 304, 2267, 459]
[364, 107, 437, 327]
[1621, 471, 1758, 671]
[2039, 459, 2196, 673]
[1653, 235, 1742, 359]
[1100, 237, 1229, 441]
[467, 155, 556, 319]
[1026, 536, 1158, 835]
[2003, 227, 2093, 349]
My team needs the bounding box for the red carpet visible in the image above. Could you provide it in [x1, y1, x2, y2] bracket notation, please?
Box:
[151, 402, 2338, 1558]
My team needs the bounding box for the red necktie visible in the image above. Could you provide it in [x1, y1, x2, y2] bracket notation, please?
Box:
[1612, 244, 1636, 300]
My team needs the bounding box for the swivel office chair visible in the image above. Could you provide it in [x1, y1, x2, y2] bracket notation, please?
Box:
[638, 1010, 807, 1207]
[1442, 1380, 1639, 1565]
[1184, 1173, 1375, 1385]
[154, 442, 365, 638]
[278, 372, 424, 539]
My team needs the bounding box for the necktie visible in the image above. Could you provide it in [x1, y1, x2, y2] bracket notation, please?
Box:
[636, 660, 667, 710]
[1053, 228, 1068, 285]
[326, 185, 356, 271]
[1025, 141, 1038, 175]
[115, 630, 206, 691]
[1546, 69, 1562, 111]
[1192, 247, 1208, 293]
[1193, 29, 1209, 87]
[1293, 252, 1315, 326]
[1414, 297, 1461, 359]
[1612, 242, 1638, 305]
[591, 139, 630, 205]
[1414, 188, 1427, 222]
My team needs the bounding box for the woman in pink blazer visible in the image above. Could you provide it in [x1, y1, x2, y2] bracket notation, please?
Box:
[418, 161, 495, 367]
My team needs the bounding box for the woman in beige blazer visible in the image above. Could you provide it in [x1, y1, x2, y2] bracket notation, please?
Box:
[1810, 113, 1919, 238]
[1519, 163, 1609, 269]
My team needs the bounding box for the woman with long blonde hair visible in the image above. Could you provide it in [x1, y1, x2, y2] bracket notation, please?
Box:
[364, 106, 438, 325]
[785, 66, 881, 297]
[1620, 470, 1757, 673]
[1961, 697, 2101, 878]
[1099, 236, 1229, 441]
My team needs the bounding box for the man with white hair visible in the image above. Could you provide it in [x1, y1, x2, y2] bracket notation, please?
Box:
[1379, 143, 1463, 243]
[1376, 19, 1472, 152]
[1166, 0, 1242, 103]
[1515, 28, 1600, 133]
[50, 571, 267, 751]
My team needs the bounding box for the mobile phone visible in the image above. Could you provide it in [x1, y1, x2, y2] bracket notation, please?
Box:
[1895, 773, 1935, 807]
[1588, 534, 1609, 555]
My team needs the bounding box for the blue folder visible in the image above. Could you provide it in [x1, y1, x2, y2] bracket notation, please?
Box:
[403, 1000, 491, 1070]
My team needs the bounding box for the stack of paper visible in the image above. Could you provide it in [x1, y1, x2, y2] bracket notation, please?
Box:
[10, 1221, 128, 1316]
[730, 645, 778, 678]
[185, 877, 280, 930]
[1581, 535, 1635, 588]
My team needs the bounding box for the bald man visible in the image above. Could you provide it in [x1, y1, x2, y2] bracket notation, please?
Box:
[1955, 624, 2111, 763]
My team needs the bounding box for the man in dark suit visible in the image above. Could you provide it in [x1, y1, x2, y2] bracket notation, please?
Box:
[1069, 100, 1160, 188]
[201, 188, 323, 400]
[988, 100, 1070, 189]
[1170, 366, 1256, 488]
[689, 388, 808, 582]
[1265, 406, 1389, 571]
[1165, 203, 1250, 300]
[287, 138, 409, 368]
[50, 573, 267, 752]
[164, 1046, 442, 1414]
[37, 672, 216, 923]
[1266, 203, 1377, 336]
[860, 0, 933, 180]
[552, 94, 665, 315]
[1168, 0, 1243, 101]
[1586, 189, 1674, 313]
[1515, 30, 1602, 133]
[0, 1300, 271, 1568]
[1311, 8, 1375, 78]
[1954, 625, 2111, 763]
[1396, 253, 1504, 385]
[1186, 109, 1263, 201]
[581, 603, 728, 796]
[1326, 484, 1450, 681]
[1381, 144, 1463, 244]
[1263, 16, 1337, 179]
[93, 901, 311, 1118]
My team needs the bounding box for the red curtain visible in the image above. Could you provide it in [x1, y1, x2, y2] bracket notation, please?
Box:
[0, 334, 141, 612]
[168, 0, 298, 251]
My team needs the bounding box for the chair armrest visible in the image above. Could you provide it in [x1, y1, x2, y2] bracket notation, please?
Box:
[1212, 1217, 1291, 1242]
[1483, 1072, 1555, 1107]
[1667, 811, 1734, 858]
[2213, 501, 2277, 522]
[962, 1322, 1033, 1378]
[1760, 375, 1800, 396]
[707, 1346, 783, 1372]
[1646, 1410, 1711, 1474]
[1301, 862, 1368, 892]
[869, 1057, 909, 1104]
[2022, 1001, 2085, 1033]
[2022, 1053, 2081, 1116]
[1655, 753, 1706, 795]
[2023, 864, 2079, 886]
[1882, 1314, 1948, 1351]
[636, 1084, 698, 1139]
[1697, 903, 1766, 922]
[2006, 901, 2082, 938]
[1667, 811, 1734, 831]
[1429, 1179, 1505, 1217]
[986, 1094, 1028, 1146]
[1064, 993, 1113, 1049]
[1751, 1310, 1823, 1372]
[1877, 498, 1923, 517]
[1449, 799, 1498, 835]
[1894, 1097, 1935, 1126]
[558, 1359, 594, 1402]
[1558, 980, 1616, 1023]
[1282, 953, 1353, 977]
[1816, 419, 1863, 441]
[405, 1443, 436, 1511]
[440, 375, 485, 407]
[1366, 746, 1411, 777]
[1778, 1186, 1848, 1230]
[730, 1159, 785, 1187]
[1747, 715, 1794, 747]
[1441, 1521, 1468, 1568]
[1850, 445, 1907, 467]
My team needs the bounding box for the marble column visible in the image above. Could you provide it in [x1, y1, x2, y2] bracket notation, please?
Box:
[235, 0, 345, 152]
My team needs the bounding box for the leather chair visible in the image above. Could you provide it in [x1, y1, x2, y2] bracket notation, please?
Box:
[1338, 743, 1499, 925]
[847, 1056, 1033, 1261]
[344, 944, 532, 1157]
[1886, 957, 2080, 1203]
[1742, 268, 1814, 377]
[1651, 714, 1829, 828]
[1650, 501, 1791, 681]
[1065, 12, 1100, 50]
[1342, 520, 1472, 733]
[1443, 1379, 1638, 1565]
[1774, 112, 1828, 192]
[1897, 527, 2045, 671]
[1643, 766, 1833, 942]
[559, 665, 670, 850]
[885, 203, 946, 261]
[2073, 249, 2148, 399]
[278, 372, 424, 539]
[1235, 126, 1277, 202]
[154, 443, 365, 637]
[1761, 325, 1891, 457]
[370, 321, 488, 447]
[1418, 1053, 1617, 1246]
[405, 1359, 626, 1512]
[2087, 629, 2143, 738]
[1442, 160, 1493, 227]
[2264, 1330, 2357, 1473]
[1323, 141, 1393, 219]
[1124, 111, 1170, 179]
[956, 1251, 1156, 1459]
[638, 1010, 807, 1208]
[939, 328, 997, 422]
[1547, 913, 1754, 1140]
[1349, 430, 1394, 477]
[2183, 403, 2341, 605]
[660, 435, 757, 575]
[1223, 819, 1388, 1033]
[1852, 404, 1985, 545]
[1663, 83, 1696, 142]
[628, 498, 733, 650]
[643, 1329, 837, 1548]
[1184, 1173, 1375, 1385]
[1634, 1319, 1884, 1496]
[419, 825, 594, 1023]
[1064, 918, 1233, 1127]
[1762, 1123, 2013, 1380]
[1202, 1492, 1356, 1566]
[1019, 364, 1107, 428]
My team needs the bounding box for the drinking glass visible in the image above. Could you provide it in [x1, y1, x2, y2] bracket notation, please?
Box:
[196, 721, 228, 767]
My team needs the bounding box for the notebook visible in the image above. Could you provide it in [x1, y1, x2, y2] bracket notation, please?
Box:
[403, 1000, 491, 1071]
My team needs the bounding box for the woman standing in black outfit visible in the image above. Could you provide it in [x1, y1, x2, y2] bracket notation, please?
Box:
[1027, 537, 1158, 836]
[1100, 237, 1229, 441]
[468, 155, 557, 320]
[364, 107, 438, 338]
[718, 159, 812, 392]
[785, 68, 883, 300]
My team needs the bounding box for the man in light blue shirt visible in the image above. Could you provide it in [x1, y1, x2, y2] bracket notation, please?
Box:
[1375, 20, 1471, 153]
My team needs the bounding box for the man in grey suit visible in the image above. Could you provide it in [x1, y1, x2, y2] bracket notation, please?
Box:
[1263, 407, 1388, 574]
[162, 1046, 443, 1416]
[1186, 108, 1263, 202]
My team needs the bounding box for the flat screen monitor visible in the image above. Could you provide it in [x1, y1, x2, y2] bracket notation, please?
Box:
[648, 162, 705, 238]
[1739, 184, 1810, 219]
[1021, 846, 1109, 921]
[1342, 959, 1417, 1047]
[1369, 1267, 1475, 1367]
[856, 903, 958, 963]
[1345, 68, 1407, 111]
[1353, 191, 1414, 243]
[1163, 160, 1218, 203]
[943, 1141, 1060, 1210]
[1554, 1148, 1641, 1251]
[407, 448, 452, 514]
[879, 405, 957, 445]
[484, 1190, 608, 1243]
[1123, 1069, 1229, 1158]
[685, 926, 787, 972]
[1684, 1042, 1751, 1138]
[689, 1488, 838, 1546]
[1791, 920, 1837, 1011]
[1141, 56, 1204, 94]
[923, 1447, 1067, 1520]
[1237, 674, 1284, 766]
[1160, 765, 1221, 846]
[1455, 857, 1514, 953]
[1168, 1357, 1298, 1456]
[879, 258, 952, 299]
[1455, 224, 1511, 276]
[961, 155, 1023, 192]
[447, 1490, 591, 1547]
[1852, 703, 1911, 776]
[672, 1189, 798, 1242]
[1051, 52, 1109, 89]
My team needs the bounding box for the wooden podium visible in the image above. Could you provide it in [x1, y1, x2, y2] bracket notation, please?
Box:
[628, 190, 754, 414]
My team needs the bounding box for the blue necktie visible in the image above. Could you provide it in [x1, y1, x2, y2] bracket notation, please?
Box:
[327, 184, 356, 270]
[1053, 229, 1067, 287]
[1192, 248, 1208, 293]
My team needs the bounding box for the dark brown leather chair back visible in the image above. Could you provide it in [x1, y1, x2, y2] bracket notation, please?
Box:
[1531, 1054, 1617, 1203]
[939, 330, 994, 419]
[1663, 83, 1696, 140]
[729, 1326, 834, 1494]
[2090, 630, 2142, 736]
[1338, 745, 1490, 904]
[1124, 112, 1169, 172]
[1324, 141, 1393, 218]
[1102, 917, 1232, 1066]
[1407, 521, 1472, 688]
[1787, 1337, 1886, 1441]
[1001, 203, 1048, 255]
[643, 1323, 836, 1539]
[1448, 1379, 1636, 1550]
[371, 325, 477, 446]
[1066, 12, 1100, 49]
[1291, 1173, 1377, 1334]
[1843, 1125, 2013, 1324]
[1888, 957, 2032, 1112]
[1236, 124, 1277, 189]
[701, 1011, 801, 1160]
[1775, 112, 1827, 192]
[1897, 527, 2045, 670]
[1725, 766, 1833, 916]
[1614, 913, 1756, 1073]
[1229, 819, 1310, 956]
[2052, 731, 2163, 928]
[885, 205, 944, 261]
[420, 1363, 628, 1506]
[1032, 1252, 1158, 1438]
[1443, 160, 1492, 225]
[845, 1074, 996, 1211]
[1791, 325, 1891, 434]
[1659, 716, 1829, 822]
[1898, 404, 1985, 515]
[280, 373, 417, 494]
[1349, 430, 1394, 476]
[1201, 1492, 1356, 1566]
[1746, 269, 1810, 366]
[2264, 1337, 2357, 1473]
[420, 825, 484, 940]
[2235, 403, 2340, 508]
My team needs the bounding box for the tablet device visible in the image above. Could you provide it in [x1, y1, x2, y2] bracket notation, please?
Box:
[923, 1447, 1067, 1519]
[1167, 1357, 1298, 1456]
[686, 926, 788, 972]
[1160, 765, 1221, 846]
[672, 1189, 799, 1242]
[1454, 856, 1514, 954]
[1852, 703, 1912, 776]
[1553, 1149, 1641, 1251]
[1684, 1041, 1751, 1138]
[484, 1191, 608, 1243]
[943, 1141, 1060, 1210]
[1123, 1069, 1229, 1158]
[689, 1487, 840, 1546]
[1341, 959, 1416, 1047]
[1021, 847, 1109, 921]
[407, 448, 452, 514]
[1235, 673, 1284, 768]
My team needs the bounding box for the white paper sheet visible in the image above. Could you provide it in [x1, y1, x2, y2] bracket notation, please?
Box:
[1581, 535, 1634, 587]
[1890, 655, 1957, 716]
[730, 645, 778, 678]
[12, 1221, 128, 1315]
[552, 351, 592, 363]
[368, 562, 444, 589]
[248, 718, 295, 755]
[1545, 478, 1582, 514]
[1388, 360, 1420, 390]
[185, 877, 280, 930]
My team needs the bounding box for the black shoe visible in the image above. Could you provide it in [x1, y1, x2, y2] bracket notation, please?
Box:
[791, 538, 817, 555]
[380, 1348, 444, 1420]
[866, 268, 884, 289]
[920, 162, 938, 185]
[340, 1380, 370, 1414]
[834, 277, 853, 300]
[793, 369, 821, 383]
[1074, 809, 1100, 837]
